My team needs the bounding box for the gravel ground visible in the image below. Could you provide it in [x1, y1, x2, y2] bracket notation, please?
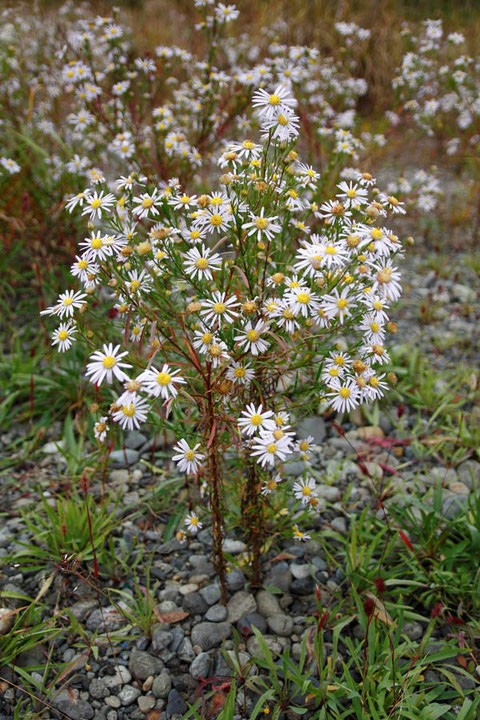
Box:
[0, 244, 479, 719]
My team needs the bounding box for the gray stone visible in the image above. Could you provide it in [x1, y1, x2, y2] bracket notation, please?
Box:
[177, 637, 195, 662]
[125, 431, 147, 450]
[86, 604, 127, 633]
[290, 564, 311, 580]
[331, 517, 347, 533]
[69, 599, 97, 623]
[296, 416, 326, 444]
[190, 652, 212, 679]
[109, 449, 139, 468]
[166, 688, 187, 716]
[226, 568, 246, 591]
[227, 591, 257, 623]
[191, 621, 231, 650]
[152, 671, 172, 699]
[316, 485, 339, 502]
[403, 622, 423, 641]
[442, 493, 468, 519]
[256, 590, 282, 617]
[457, 460, 480, 490]
[53, 688, 94, 720]
[264, 567, 292, 593]
[118, 685, 141, 707]
[290, 577, 315, 596]
[236, 612, 267, 636]
[137, 695, 156, 712]
[103, 666, 132, 689]
[152, 629, 173, 651]
[128, 649, 163, 681]
[182, 591, 209, 615]
[267, 614, 294, 637]
[223, 539, 247, 554]
[205, 604, 228, 622]
[89, 678, 108, 699]
[199, 583, 222, 606]
[105, 695, 122, 708]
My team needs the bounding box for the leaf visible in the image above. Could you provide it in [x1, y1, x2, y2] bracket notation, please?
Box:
[269, 552, 296, 563]
[364, 592, 394, 626]
[157, 611, 189, 624]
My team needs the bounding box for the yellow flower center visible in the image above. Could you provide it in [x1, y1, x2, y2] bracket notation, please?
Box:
[180, 195, 190, 203]
[209, 213, 223, 226]
[243, 140, 254, 149]
[254, 217, 269, 230]
[130, 280, 141, 291]
[91, 237, 103, 249]
[90, 198, 102, 208]
[185, 449, 196, 460]
[142, 197, 154, 208]
[246, 329, 259, 342]
[297, 293, 310, 304]
[213, 302, 226, 314]
[195, 258, 209, 270]
[58, 330, 68, 341]
[277, 114, 288, 126]
[78, 259, 88, 269]
[339, 387, 350, 398]
[202, 332, 213, 344]
[370, 228, 383, 240]
[337, 298, 348, 310]
[302, 486, 311, 496]
[299, 440, 309, 451]
[250, 414, 262, 426]
[209, 344, 222, 357]
[346, 188, 357, 198]
[267, 443, 277, 454]
[123, 404, 135, 417]
[63, 297, 73, 306]
[102, 356, 116, 368]
[269, 94, 280, 106]
[325, 245, 336, 255]
[156, 372, 171, 385]
[273, 429, 284, 440]
[234, 367, 246, 378]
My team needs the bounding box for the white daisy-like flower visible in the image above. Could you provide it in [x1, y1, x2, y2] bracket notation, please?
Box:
[326, 377, 360, 413]
[51, 321, 77, 352]
[184, 245, 222, 280]
[40, 290, 87, 318]
[292, 525, 311, 542]
[79, 232, 117, 261]
[321, 288, 353, 324]
[292, 477, 317, 504]
[112, 395, 149, 431]
[286, 286, 320, 318]
[94, 416, 109, 442]
[226, 361, 255, 386]
[238, 403, 276, 437]
[336, 181, 368, 208]
[137, 363, 186, 399]
[85, 344, 132, 386]
[81, 190, 116, 220]
[235, 320, 270, 355]
[261, 473, 283, 496]
[252, 84, 297, 120]
[185, 512, 203, 535]
[261, 107, 300, 142]
[250, 430, 292, 467]
[295, 435, 320, 462]
[242, 208, 281, 243]
[71, 255, 99, 284]
[200, 292, 240, 325]
[132, 190, 160, 219]
[172, 438, 205, 474]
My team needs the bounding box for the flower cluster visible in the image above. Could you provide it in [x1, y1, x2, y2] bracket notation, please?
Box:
[392, 19, 480, 156]
[41, 77, 406, 560]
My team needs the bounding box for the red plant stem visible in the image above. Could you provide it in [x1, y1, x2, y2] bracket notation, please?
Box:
[205, 375, 227, 604]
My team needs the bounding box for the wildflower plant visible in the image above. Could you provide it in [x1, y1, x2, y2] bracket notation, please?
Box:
[41, 69, 407, 597]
